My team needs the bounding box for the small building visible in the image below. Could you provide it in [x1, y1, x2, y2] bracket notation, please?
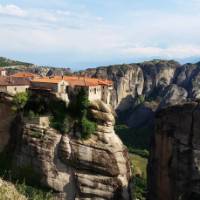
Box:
[0, 68, 7, 76]
[30, 77, 69, 103]
[30, 76, 113, 104]
[0, 77, 30, 95]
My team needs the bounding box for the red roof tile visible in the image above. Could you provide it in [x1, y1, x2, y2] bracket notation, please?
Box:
[0, 77, 30, 86]
[31, 76, 113, 87]
[11, 72, 38, 79]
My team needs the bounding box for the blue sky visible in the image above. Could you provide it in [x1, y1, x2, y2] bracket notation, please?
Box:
[0, 0, 200, 69]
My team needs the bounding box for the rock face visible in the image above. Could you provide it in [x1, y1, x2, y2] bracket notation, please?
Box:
[78, 60, 181, 127]
[13, 100, 132, 200]
[78, 60, 179, 109]
[148, 102, 200, 200]
[78, 64, 144, 111]
[159, 84, 188, 108]
[77, 60, 200, 129]
[0, 96, 14, 153]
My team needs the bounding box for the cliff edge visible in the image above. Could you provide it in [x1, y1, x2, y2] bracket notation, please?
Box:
[148, 102, 200, 200]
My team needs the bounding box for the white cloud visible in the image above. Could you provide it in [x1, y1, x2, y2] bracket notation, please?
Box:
[0, 2, 200, 67]
[0, 4, 26, 17]
[123, 46, 200, 59]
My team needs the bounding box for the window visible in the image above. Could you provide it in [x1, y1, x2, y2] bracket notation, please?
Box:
[94, 88, 97, 94]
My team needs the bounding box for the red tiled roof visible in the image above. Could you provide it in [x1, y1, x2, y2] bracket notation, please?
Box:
[0, 77, 30, 86]
[31, 77, 64, 84]
[11, 72, 38, 79]
[56, 76, 113, 87]
[31, 76, 113, 87]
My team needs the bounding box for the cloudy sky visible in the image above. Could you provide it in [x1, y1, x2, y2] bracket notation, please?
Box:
[0, 0, 200, 69]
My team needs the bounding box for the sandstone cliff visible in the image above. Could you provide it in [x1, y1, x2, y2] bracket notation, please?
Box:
[12, 100, 132, 200]
[78, 60, 184, 128]
[0, 95, 15, 153]
[148, 102, 200, 200]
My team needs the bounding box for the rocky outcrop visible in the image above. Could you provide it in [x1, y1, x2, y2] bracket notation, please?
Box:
[140, 60, 180, 96]
[78, 64, 144, 111]
[148, 102, 200, 200]
[79, 60, 180, 110]
[0, 96, 14, 153]
[13, 100, 132, 200]
[159, 84, 188, 108]
[78, 60, 181, 127]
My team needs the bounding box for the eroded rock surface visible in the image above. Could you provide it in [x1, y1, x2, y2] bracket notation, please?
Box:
[0, 96, 14, 153]
[148, 102, 200, 200]
[14, 100, 132, 200]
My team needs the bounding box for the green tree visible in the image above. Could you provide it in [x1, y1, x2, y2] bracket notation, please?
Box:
[81, 116, 97, 139]
[76, 88, 89, 118]
[12, 92, 29, 111]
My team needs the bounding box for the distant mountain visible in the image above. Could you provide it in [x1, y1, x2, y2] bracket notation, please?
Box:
[77, 59, 200, 128]
[0, 57, 33, 67]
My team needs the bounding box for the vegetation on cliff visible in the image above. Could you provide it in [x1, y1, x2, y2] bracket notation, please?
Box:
[0, 150, 53, 200]
[13, 89, 97, 139]
[68, 88, 97, 139]
[12, 92, 29, 112]
[130, 154, 147, 200]
[0, 57, 32, 67]
[115, 123, 150, 200]
[115, 124, 151, 158]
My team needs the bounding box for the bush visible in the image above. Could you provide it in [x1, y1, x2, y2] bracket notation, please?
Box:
[68, 88, 97, 139]
[137, 95, 145, 104]
[133, 176, 147, 200]
[16, 181, 53, 200]
[115, 124, 152, 150]
[50, 115, 70, 134]
[12, 92, 29, 111]
[81, 116, 97, 139]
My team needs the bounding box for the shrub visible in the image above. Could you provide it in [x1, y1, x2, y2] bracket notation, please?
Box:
[50, 115, 70, 134]
[81, 116, 97, 139]
[16, 181, 53, 200]
[133, 176, 147, 200]
[137, 95, 145, 104]
[12, 92, 29, 111]
[68, 88, 96, 139]
[115, 124, 152, 150]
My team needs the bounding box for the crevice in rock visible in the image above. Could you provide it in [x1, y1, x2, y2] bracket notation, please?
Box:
[53, 135, 77, 200]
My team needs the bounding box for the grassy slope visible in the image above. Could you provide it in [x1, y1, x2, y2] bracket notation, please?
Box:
[130, 153, 148, 200]
[130, 153, 148, 178]
[0, 57, 32, 67]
